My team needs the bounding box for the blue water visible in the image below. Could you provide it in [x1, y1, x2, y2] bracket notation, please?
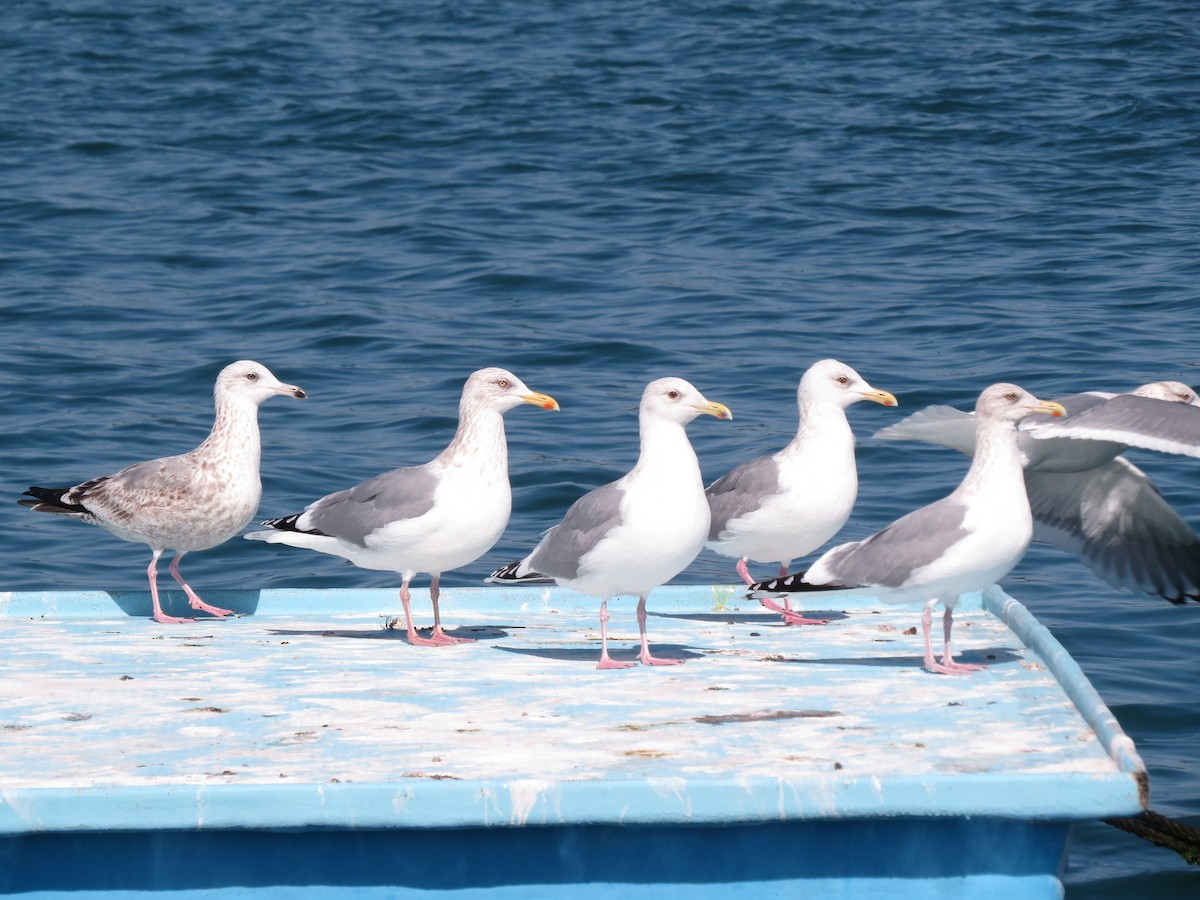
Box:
[2, 0, 1198, 893]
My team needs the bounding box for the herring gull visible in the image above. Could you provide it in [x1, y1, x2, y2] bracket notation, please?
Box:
[754, 384, 1065, 675]
[704, 359, 896, 625]
[873, 381, 1200, 601]
[20, 360, 307, 624]
[245, 368, 558, 646]
[488, 377, 732, 669]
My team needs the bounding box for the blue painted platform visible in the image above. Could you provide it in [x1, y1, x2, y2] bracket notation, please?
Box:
[0, 584, 1146, 898]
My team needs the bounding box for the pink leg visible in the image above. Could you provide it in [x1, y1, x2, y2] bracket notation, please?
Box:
[780, 609, 830, 626]
[751, 559, 828, 625]
[169, 552, 233, 617]
[597, 599, 635, 669]
[940, 606, 985, 673]
[148, 551, 193, 624]
[397, 580, 446, 647]
[774, 560, 829, 624]
[921, 603, 983, 675]
[636, 594, 682, 667]
[428, 576, 475, 645]
[777, 564, 793, 613]
[775, 559, 828, 625]
[746, 558, 789, 613]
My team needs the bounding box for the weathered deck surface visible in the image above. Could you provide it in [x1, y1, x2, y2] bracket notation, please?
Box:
[0, 583, 1144, 835]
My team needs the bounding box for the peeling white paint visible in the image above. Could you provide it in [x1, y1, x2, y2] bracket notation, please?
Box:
[647, 777, 691, 818]
[390, 787, 414, 815]
[475, 786, 498, 826]
[507, 779, 550, 825]
[0, 789, 41, 829]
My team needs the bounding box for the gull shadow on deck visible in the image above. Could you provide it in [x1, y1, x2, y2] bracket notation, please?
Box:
[267, 625, 511, 642]
[494, 644, 707, 664]
[661, 610, 851, 625]
[100, 589, 264, 619]
[765, 647, 1023, 668]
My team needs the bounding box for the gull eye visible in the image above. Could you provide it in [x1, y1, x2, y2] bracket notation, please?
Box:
[836, 376, 849, 385]
[1004, 391, 1018, 401]
[497, 379, 509, 388]
[246, 372, 259, 382]
[667, 389, 680, 399]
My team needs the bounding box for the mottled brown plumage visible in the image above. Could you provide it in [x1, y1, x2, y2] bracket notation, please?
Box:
[21, 360, 307, 623]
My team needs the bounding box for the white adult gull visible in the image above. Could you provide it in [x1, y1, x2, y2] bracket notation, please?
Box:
[20, 360, 307, 624]
[873, 381, 1200, 602]
[489, 377, 732, 669]
[705, 359, 896, 624]
[754, 384, 1065, 675]
[245, 368, 558, 646]
[1028, 383, 1200, 458]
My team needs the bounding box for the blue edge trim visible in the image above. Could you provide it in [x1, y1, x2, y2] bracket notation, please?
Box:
[981, 583, 1148, 804]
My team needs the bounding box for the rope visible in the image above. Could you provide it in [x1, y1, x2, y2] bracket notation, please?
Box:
[1105, 810, 1200, 866]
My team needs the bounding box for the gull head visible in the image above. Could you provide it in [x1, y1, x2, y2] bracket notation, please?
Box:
[641, 376, 732, 425]
[800, 358, 898, 409]
[217, 360, 307, 404]
[1132, 381, 1200, 406]
[463, 367, 559, 415]
[975, 383, 1065, 425]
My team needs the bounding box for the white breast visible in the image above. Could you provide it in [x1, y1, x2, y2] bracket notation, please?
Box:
[357, 466, 512, 577]
[570, 468, 710, 599]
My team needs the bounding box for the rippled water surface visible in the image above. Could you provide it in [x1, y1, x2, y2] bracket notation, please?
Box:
[2, 1, 1199, 894]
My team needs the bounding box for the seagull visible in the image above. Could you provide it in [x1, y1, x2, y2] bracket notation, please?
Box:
[20, 361, 307, 624]
[488, 377, 732, 669]
[873, 381, 1200, 602]
[245, 368, 558, 646]
[754, 384, 1065, 675]
[705, 359, 896, 625]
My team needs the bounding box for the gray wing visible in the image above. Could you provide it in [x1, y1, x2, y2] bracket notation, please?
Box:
[705, 456, 780, 540]
[1028, 460, 1200, 602]
[1028, 391, 1113, 424]
[298, 465, 440, 546]
[1030, 395, 1200, 458]
[872, 405, 978, 454]
[813, 497, 971, 589]
[871, 394, 1115, 454]
[526, 481, 627, 581]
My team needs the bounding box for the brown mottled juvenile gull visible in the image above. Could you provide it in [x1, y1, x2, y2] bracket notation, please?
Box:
[705, 359, 896, 625]
[873, 381, 1200, 601]
[489, 377, 732, 669]
[20, 361, 307, 624]
[754, 384, 1065, 675]
[245, 368, 558, 646]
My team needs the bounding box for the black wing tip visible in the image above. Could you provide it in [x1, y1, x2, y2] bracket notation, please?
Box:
[750, 572, 846, 593]
[486, 561, 552, 584]
[19, 486, 87, 514]
[259, 513, 327, 536]
[488, 561, 523, 580]
[1159, 589, 1200, 606]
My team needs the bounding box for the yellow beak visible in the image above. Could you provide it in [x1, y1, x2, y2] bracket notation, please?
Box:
[520, 391, 560, 412]
[860, 389, 898, 408]
[1032, 400, 1067, 418]
[693, 401, 733, 420]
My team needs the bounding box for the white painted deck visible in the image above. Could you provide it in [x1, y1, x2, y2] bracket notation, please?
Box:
[0, 584, 1145, 833]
